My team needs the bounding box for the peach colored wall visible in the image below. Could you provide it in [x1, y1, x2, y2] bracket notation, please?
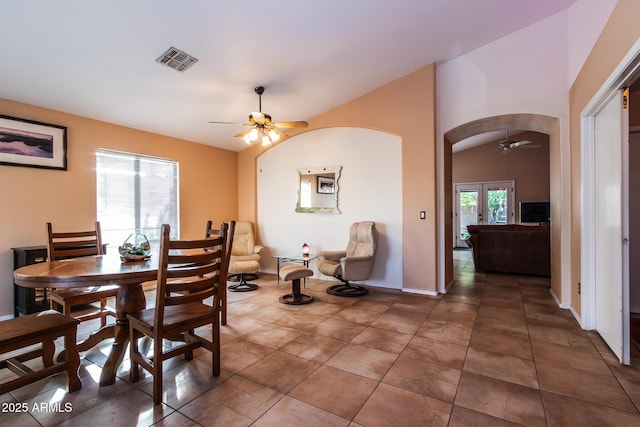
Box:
[237, 144, 261, 239]
[238, 65, 438, 292]
[569, 0, 640, 316]
[452, 132, 551, 217]
[548, 123, 562, 302]
[0, 98, 237, 318]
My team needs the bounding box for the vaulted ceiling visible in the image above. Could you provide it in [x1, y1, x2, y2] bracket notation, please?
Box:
[1, 0, 578, 151]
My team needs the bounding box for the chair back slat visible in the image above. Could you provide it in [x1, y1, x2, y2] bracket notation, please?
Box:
[166, 260, 222, 280]
[168, 250, 222, 266]
[168, 238, 221, 250]
[47, 222, 103, 261]
[165, 275, 219, 294]
[154, 224, 228, 327]
[52, 246, 101, 259]
[165, 277, 218, 306]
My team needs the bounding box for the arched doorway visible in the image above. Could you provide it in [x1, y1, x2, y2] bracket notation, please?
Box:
[439, 113, 565, 304]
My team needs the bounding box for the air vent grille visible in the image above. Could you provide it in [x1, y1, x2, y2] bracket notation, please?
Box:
[156, 47, 198, 72]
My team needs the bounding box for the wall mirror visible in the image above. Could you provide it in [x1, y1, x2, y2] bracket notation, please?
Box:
[296, 166, 342, 213]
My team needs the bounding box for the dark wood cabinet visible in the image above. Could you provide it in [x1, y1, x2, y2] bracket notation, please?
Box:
[12, 246, 50, 317]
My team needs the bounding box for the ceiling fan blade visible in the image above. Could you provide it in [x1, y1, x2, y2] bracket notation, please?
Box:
[208, 120, 245, 125]
[234, 129, 253, 138]
[511, 140, 533, 148]
[272, 120, 309, 129]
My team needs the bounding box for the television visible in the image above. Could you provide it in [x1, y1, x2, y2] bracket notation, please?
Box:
[520, 201, 550, 223]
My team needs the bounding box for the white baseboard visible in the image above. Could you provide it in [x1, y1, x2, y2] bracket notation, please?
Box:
[0, 314, 15, 321]
[549, 288, 570, 309]
[402, 288, 439, 297]
[549, 287, 586, 328]
[570, 306, 584, 328]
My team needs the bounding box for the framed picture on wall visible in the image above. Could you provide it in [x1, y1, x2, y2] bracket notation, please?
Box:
[317, 175, 335, 194]
[0, 115, 67, 170]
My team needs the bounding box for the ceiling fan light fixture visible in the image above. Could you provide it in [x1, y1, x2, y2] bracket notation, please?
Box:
[242, 128, 258, 144]
[241, 127, 280, 146]
[211, 85, 307, 146]
[267, 129, 281, 143]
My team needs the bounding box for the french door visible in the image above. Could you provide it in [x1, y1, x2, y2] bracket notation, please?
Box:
[454, 181, 515, 247]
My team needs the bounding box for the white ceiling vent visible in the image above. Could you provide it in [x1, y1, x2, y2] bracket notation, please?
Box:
[156, 47, 198, 72]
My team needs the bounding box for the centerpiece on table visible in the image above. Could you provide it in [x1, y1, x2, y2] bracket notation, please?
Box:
[118, 233, 151, 262]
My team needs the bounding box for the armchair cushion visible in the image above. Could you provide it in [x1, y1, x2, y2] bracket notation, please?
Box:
[229, 221, 263, 266]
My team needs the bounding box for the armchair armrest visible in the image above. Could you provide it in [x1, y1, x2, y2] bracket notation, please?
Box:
[253, 245, 264, 254]
[318, 250, 346, 262]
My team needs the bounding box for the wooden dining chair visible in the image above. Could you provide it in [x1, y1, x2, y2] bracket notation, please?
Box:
[47, 221, 118, 327]
[205, 220, 235, 326]
[128, 223, 229, 405]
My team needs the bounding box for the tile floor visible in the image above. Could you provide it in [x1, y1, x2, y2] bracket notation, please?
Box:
[3, 249, 640, 426]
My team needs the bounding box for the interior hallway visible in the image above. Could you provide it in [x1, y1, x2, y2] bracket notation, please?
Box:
[2, 249, 640, 426]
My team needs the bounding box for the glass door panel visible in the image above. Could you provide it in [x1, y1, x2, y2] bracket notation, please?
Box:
[454, 181, 514, 247]
[455, 184, 481, 247]
[486, 186, 508, 224]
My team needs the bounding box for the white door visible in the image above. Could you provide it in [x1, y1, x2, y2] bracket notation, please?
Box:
[454, 181, 514, 247]
[594, 89, 629, 363]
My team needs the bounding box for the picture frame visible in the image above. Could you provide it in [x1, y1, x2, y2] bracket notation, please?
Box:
[317, 175, 335, 194]
[0, 115, 67, 170]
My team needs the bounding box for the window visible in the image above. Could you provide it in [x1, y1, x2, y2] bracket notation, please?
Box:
[96, 149, 179, 249]
[300, 178, 311, 208]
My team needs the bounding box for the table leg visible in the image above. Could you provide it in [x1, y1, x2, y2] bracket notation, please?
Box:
[99, 283, 146, 386]
[303, 260, 309, 287]
[277, 259, 281, 284]
[58, 324, 117, 363]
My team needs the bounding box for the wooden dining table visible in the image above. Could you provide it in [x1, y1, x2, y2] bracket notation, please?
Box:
[13, 252, 159, 386]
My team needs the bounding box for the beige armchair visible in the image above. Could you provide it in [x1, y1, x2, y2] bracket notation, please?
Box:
[227, 221, 264, 292]
[317, 221, 377, 296]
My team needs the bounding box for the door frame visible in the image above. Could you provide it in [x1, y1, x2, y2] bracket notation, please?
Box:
[454, 183, 481, 248]
[580, 39, 640, 364]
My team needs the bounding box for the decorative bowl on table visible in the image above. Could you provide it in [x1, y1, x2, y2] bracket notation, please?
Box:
[118, 233, 151, 262]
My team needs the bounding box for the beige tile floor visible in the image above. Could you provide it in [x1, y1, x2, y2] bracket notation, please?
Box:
[3, 249, 640, 426]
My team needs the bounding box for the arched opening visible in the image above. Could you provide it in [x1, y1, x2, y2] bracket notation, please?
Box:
[439, 113, 564, 303]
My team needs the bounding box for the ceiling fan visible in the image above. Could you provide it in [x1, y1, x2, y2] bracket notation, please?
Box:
[209, 86, 308, 146]
[497, 129, 538, 153]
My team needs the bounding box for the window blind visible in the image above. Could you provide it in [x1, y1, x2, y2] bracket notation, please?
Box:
[96, 149, 179, 248]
